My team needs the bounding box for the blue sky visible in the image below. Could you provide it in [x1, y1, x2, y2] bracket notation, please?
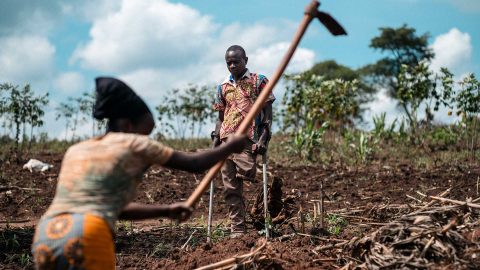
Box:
[0, 0, 478, 138]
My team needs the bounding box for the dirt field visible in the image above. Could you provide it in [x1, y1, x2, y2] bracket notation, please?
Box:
[1, 151, 480, 269]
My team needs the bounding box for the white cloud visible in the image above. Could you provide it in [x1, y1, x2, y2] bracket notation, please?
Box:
[0, 35, 56, 85]
[430, 28, 472, 74]
[250, 42, 315, 76]
[54, 72, 88, 94]
[72, 0, 315, 106]
[72, 0, 218, 73]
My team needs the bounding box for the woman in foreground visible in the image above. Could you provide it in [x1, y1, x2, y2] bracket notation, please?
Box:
[31, 77, 247, 269]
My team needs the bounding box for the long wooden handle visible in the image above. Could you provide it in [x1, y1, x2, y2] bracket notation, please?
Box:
[186, 1, 319, 208]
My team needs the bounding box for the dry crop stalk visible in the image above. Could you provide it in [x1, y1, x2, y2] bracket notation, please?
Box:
[194, 239, 268, 270]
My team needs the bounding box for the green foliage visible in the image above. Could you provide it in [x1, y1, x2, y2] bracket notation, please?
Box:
[309, 60, 375, 101]
[310, 60, 360, 82]
[325, 214, 348, 235]
[426, 126, 458, 150]
[55, 92, 105, 141]
[396, 118, 409, 143]
[372, 113, 397, 139]
[397, 62, 436, 131]
[349, 132, 376, 164]
[0, 83, 49, 154]
[454, 74, 480, 158]
[362, 24, 434, 96]
[150, 242, 171, 258]
[210, 224, 228, 242]
[156, 85, 214, 139]
[281, 73, 360, 161]
[288, 120, 328, 161]
[1, 232, 20, 251]
[283, 73, 360, 131]
[455, 74, 480, 118]
[55, 101, 75, 141]
[395, 63, 456, 136]
[19, 253, 31, 267]
[430, 68, 455, 112]
[370, 24, 433, 68]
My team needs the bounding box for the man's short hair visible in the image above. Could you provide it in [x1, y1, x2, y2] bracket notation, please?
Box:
[226, 45, 246, 58]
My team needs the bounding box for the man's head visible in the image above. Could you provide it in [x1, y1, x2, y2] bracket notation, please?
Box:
[225, 45, 248, 79]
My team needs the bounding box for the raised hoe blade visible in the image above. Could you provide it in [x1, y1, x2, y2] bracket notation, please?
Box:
[316, 11, 347, 36]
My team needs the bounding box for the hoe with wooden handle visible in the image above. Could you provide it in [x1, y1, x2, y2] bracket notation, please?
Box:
[186, 0, 346, 217]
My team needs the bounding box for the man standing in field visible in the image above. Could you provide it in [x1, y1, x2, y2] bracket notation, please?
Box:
[212, 45, 274, 237]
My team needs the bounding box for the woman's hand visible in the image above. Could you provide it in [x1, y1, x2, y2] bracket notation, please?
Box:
[167, 202, 193, 222]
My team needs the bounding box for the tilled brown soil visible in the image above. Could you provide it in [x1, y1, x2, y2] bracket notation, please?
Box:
[1, 152, 479, 269]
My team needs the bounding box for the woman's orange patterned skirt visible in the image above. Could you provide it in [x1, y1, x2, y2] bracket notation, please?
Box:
[32, 213, 115, 270]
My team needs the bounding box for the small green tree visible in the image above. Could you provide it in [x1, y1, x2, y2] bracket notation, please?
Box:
[156, 89, 187, 139]
[179, 85, 215, 138]
[282, 74, 360, 161]
[361, 24, 434, 122]
[454, 74, 480, 158]
[0, 85, 8, 137]
[55, 101, 75, 141]
[396, 62, 435, 133]
[155, 85, 214, 139]
[25, 91, 49, 149]
[396, 64, 455, 136]
[283, 73, 360, 131]
[427, 68, 455, 123]
[0, 83, 49, 154]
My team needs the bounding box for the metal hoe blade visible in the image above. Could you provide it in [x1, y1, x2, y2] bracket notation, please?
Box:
[305, 1, 347, 36]
[316, 11, 347, 36]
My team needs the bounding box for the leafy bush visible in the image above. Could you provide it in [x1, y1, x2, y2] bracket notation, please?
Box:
[282, 73, 360, 132]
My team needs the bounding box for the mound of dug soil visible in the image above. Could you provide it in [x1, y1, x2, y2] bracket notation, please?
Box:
[250, 176, 299, 232]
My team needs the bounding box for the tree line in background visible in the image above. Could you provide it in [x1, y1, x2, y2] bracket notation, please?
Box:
[280, 24, 480, 161]
[1, 24, 479, 161]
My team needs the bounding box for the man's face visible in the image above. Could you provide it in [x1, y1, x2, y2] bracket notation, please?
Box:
[225, 50, 248, 78]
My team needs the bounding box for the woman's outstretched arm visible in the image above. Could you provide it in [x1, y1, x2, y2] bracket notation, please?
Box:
[164, 134, 247, 173]
[118, 202, 192, 222]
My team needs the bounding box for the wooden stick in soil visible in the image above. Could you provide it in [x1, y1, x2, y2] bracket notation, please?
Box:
[406, 188, 451, 216]
[181, 229, 198, 250]
[314, 240, 349, 251]
[206, 179, 214, 243]
[262, 153, 270, 239]
[185, 0, 346, 208]
[0, 186, 42, 192]
[194, 240, 267, 270]
[0, 219, 31, 224]
[406, 194, 422, 203]
[430, 196, 480, 209]
[320, 181, 324, 228]
[420, 236, 435, 257]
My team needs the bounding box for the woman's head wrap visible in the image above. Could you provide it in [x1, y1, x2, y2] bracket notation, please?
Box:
[93, 77, 151, 120]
